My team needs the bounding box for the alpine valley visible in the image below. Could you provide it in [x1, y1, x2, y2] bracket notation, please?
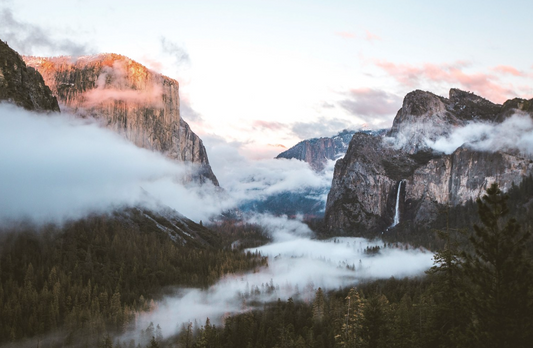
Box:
[1, 36, 533, 348]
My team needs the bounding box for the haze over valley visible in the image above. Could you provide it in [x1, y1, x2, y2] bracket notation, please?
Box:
[1, 2, 533, 347]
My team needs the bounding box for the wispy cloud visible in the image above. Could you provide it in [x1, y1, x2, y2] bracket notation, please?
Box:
[364, 30, 381, 42]
[134, 217, 434, 339]
[492, 65, 525, 77]
[0, 104, 187, 224]
[339, 88, 401, 127]
[0, 7, 93, 56]
[160, 37, 190, 67]
[426, 112, 533, 155]
[375, 60, 517, 103]
[252, 120, 287, 131]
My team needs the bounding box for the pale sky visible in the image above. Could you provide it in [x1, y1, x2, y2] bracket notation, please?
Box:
[2, 0, 532, 159]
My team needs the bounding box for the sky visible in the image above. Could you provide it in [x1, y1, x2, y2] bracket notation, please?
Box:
[2, 0, 533, 158]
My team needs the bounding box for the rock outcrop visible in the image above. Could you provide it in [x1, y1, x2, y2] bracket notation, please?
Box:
[276, 129, 385, 171]
[325, 88, 533, 235]
[24, 54, 218, 185]
[0, 40, 59, 112]
[387, 89, 502, 154]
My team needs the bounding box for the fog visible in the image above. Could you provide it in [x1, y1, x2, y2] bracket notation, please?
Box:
[1, 103, 434, 343]
[426, 113, 533, 155]
[0, 103, 334, 224]
[0, 104, 188, 223]
[134, 215, 433, 339]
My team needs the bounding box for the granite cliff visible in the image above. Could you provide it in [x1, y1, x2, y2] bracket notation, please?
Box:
[24, 54, 218, 185]
[325, 88, 533, 235]
[0, 40, 59, 112]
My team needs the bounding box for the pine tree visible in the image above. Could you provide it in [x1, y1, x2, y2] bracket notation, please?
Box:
[335, 288, 364, 348]
[425, 225, 469, 347]
[312, 288, 325, 322]
[462, 183, 532, 348]
[361, 294, 391, 348]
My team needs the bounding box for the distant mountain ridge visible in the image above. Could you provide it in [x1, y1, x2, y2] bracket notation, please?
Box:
[276, 129, 386, 171]
[24, 53, 218, 185]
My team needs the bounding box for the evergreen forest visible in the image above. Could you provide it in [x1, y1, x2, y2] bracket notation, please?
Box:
[0, 183, 532, 348]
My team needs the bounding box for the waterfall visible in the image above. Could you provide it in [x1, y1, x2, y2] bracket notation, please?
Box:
[390, 180, 403, 228]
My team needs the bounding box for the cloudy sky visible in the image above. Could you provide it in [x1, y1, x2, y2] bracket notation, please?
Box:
[1, 0, 533, 158]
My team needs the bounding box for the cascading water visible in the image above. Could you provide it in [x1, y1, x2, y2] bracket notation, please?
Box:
[390, 180, 403, 228]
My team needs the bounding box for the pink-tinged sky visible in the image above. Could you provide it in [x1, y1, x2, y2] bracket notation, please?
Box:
[1, 0, 532, 159]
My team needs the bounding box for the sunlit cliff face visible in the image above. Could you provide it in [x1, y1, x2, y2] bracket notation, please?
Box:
[21, 53, 219, 185]
[24, 54, 172, 110]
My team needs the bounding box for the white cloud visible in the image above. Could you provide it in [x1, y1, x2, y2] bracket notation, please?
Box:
[204, 135, 334, 208]
[0, 104, 190, 223]
[0, 104, 337, 224]
[426, 113, 533, 155]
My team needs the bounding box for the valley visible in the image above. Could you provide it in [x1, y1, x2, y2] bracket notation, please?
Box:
[1, 9, 533, 346]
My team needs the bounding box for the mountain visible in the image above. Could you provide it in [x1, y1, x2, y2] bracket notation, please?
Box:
[23, 54, 218, 185]
[0, 40, 59, 112]
[276, 130, 356, 171]
[276, 129, 386, 171]
[325, 88, 533, 235]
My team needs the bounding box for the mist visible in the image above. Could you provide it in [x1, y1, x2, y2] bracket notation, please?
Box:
[204, 135, 335, 213]
[0, 103, 191, 223]
[0, 103, 338, 224]
[134, 215, 433, 339]
[426, 113, 533, 155]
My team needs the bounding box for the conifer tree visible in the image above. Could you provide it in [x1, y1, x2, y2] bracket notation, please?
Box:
[462, 183, 532, 348]
[425, 225, 469, 347]
[335, 288, 364, 348]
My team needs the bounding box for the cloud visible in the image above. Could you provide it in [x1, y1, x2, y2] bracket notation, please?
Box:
[339, 88, 401, 126]
[140, 55, 164, 72]
[492, 65, 525, 77]
[0, 103, 190, 223]
[375, 60, 516, 103]
[426, 113, 533, 155]
[291, 116, 361, 139]
[79, 61, 164, 107]
[160, 37, 190, 67]
[268, 143, 286, 149]
[252, 120, 286, 131]
[0, 7, 93, 56]
[202, 135, 334, 210]
[133, 218, 434, 339]
[365, 30, 381, 42]
[179, 99, 204, 123]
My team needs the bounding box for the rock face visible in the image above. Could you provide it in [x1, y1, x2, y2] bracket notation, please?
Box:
[276, 129, 386, 171]
[0, 40, 59, 112]
[387, 89, 502, 154]
[24, 54, 218, 185]
[325, 88, 533, 235]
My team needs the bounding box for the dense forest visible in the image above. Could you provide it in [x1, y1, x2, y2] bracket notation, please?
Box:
[0, 210, 268, 346]
[1, 184, 532, 348]
[154, 183, 532, 348]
